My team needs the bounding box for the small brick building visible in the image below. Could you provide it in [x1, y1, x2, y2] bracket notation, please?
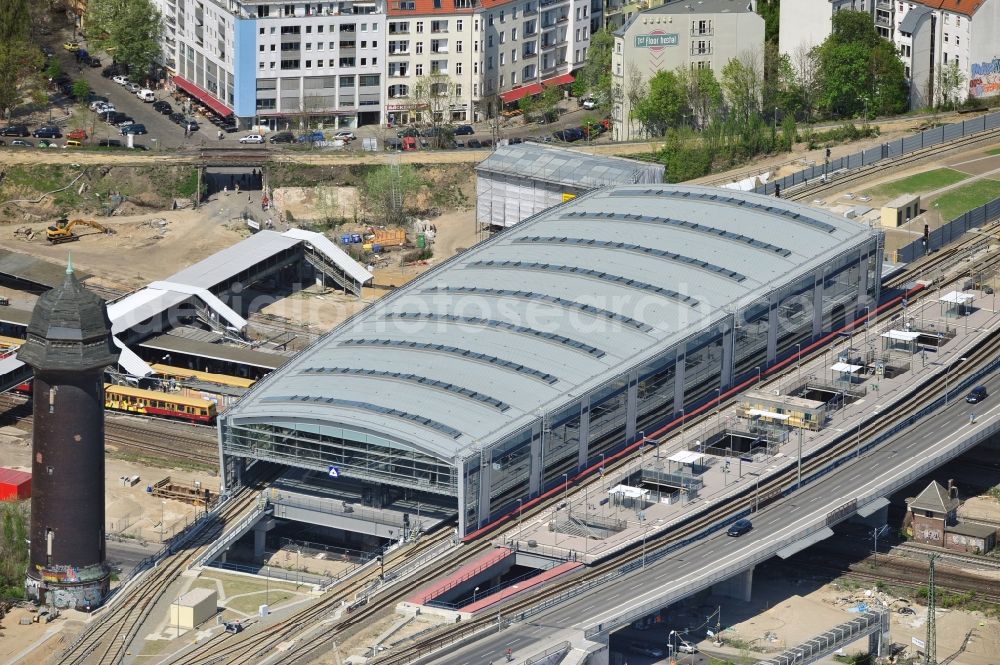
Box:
[907, 480, 996, 554]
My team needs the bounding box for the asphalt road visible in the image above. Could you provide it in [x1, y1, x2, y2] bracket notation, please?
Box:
[431, 369, 1000, 665]
[106, 538, 160, 577]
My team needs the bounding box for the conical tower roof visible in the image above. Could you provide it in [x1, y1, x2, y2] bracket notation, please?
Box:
[16, 258, 119, 372]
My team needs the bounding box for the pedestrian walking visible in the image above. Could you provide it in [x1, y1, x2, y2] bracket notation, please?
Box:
[235, 183, 240, 195]
[223, 185, 229, 196]
[248, 193, 252, 203]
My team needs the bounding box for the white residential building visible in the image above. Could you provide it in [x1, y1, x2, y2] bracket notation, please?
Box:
[152, 0, 386, 130]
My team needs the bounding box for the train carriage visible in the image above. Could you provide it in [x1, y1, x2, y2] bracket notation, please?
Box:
[104, 384, 217, 423]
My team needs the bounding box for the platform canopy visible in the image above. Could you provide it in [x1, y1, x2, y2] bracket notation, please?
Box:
[746, 409, 790, 420]
[939, 291, 974, 304]
[881, 330, 920, 341]
[830, 362, 863, 373]
[608, 484, 649, 499]
[667, 450, 703, 464]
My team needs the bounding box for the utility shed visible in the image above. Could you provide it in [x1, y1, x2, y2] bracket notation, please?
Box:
[475, 143, 665, 228]
[169, 588, 218, 629]
[0, 468, 31, 500]
[880, 194, 921, 228]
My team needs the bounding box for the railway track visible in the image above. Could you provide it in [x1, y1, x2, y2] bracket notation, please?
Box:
[59, 485, 265, 665]
[366, 300, 1000, 664]
[787, 123, 1000, 205]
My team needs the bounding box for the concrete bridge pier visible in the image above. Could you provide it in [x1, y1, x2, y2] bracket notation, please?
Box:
[253, 517, 276, 559]
[712, 565, 754, 602]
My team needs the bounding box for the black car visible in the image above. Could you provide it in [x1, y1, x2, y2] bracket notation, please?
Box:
[727, 519, 753, 537]
[152, 100, 172, 113]
[102, 112, 130, 125]
[32, 126, 63, 139]
[89, 56, 102, 67]
[466, 138, 483, 148]
[1, 125, 30, 137]
[98, 139, 122, 147]
[221, 123, 239, 133]
[966, 386, 988, 403]
[182, 120, 199, 131]
[168, 112, 186, 124]
[396, 127, 420, 138]
[454, 124, 474, 135]
[269, 131, 295, 143]
[120, 123, 147, 135]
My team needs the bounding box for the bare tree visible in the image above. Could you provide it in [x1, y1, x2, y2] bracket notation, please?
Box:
[791, 44, 818, 122]
[624, 63, 645, 140]
[936, 60, 964, 110]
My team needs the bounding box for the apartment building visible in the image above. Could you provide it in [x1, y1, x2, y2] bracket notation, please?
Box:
[153, 0, 386, 130]
[777, 0, 871, 59]
[611, 0, 764, 140]
[385, 0, 599, 124]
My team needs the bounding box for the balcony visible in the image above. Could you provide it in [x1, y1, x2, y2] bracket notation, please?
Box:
[690, 45, 712, 55]
[876, 0, 892, 8]
[388, 48, 410, 55]
[875, 15, 892, 27]
[431, 47, 449, 53]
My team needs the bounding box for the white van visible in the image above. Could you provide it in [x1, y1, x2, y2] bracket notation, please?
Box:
[137, 89, 155, 102]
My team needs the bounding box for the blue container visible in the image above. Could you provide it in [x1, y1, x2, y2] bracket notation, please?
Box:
[372, 244, 382, 253]
[351, 234, 362, 243]
[340, 234, 351, 244]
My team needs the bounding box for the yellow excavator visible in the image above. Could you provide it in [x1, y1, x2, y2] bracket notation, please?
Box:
[46, 216, 112, 244]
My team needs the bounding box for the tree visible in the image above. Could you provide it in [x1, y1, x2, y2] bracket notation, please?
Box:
[631, 69, 688, 136]
[814, 10, 907, 117]
[936, 60, 963, 109]
[0, 0, 42, 120]
[360, 164, 423, 226]
[85, 0, 161, 79]
[657, 129, 714, 182]
[721, 49, 763, 127]
[680, 66, 723, 129]
[791, 44, 819, 122]
[0, 0, 30, 42]
[578, 29, 613, 109]
[412, 72, 459, 143]
[72, 79, 91, 102]
[755, 0, 779, 47]
[0, 501, 28, 599]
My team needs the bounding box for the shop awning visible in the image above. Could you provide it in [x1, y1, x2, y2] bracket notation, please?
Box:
[500, 83, 543, 104]
[542, 73, 575, 87]
[171, 75, 232, 118]
[498, 73, 575, 104]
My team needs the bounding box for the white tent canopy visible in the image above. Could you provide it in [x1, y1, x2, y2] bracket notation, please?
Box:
[746, 408, 790, 420]
[939, 291, 974, 304]
[667, 450, 703, 464]
[881, 330, 920, 342]
[830, 362, 863, 373]
[608, 484, 649, 499]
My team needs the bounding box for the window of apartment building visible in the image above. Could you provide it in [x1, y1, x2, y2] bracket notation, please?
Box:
[329, 41, 335, 48]
[281, 59, 300, 69]
[257, 98, 276, 109]
[257, 5, 270, 17]
[944, 32, 948, 42]
[501, 10, 506, 22]
[905, 65, 910, 77]
[500, 52, 505, 65]
[340, 75, 355, 86]
[318, 25, 324, 33]
[456, 83, 462, 95]
[416, 41, 423, 53]
[956, 35, 960, 45]
[259, 27, 265, 35]
[283, 4, 294, 15]
[341, 23, 356, 32]
[416, 64, 423, 75]
[575, 28, 579, 41]
[431, 39, 447, 52]
[475, 40, 479, 52]
[416, 21, 424, 32]
[306, 26, 312, 33]
[360, 23, 368, 31]
[389, 40, 409, 53]
[390, 21, 409, 33]
[500, 73, 505, 87]
[389, 84, 409, 97]
[512, 27, 517, 39]
[575, 48, 579, 62]
[944, 12, 949, 23]
[475, 19, 480, 30]
[512, 48, 517, 62]
[489, 13, 494, 25]
[271, 26, 276, 33]
[456, 61, 463, 74]
[955, 55, 959, 66]
[360, 74, 379, 86]
[457, 19, 463, 30]
[944, 52, 948, 62]
[281, 42, 300, 51]
[305, 60, 312, 67]
[259, 61, 265, 68]
[361, 40, 367, 47]
[488, 35, 493, 47]
[488, 55, 493, 69]
[513, 6, 518, 18]
[583, 27, 588, 39]
[260, 44, 265, 51]
[318, 59, 325, 66]
[360, 57, 366, 64]
[373, 23, 379, 32]
[615, 62, 621, 75]
[956, 15, 961, 26]
[456, 40, 463, 52]
[474, 82, 478, 95]
[270, 61, 276, 68]
[576, 7, 581, 19]
[500, 31, 505, 43]
[281, 25, 301, 34]
[435, 0, 442, 7]
[340, 56, 355, 66]
[306, 42, 312, 50]
[432, 19, 448, 32]
[389, 62, 409, 75]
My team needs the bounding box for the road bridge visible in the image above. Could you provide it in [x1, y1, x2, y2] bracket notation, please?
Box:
[421, 330, 1000, 665]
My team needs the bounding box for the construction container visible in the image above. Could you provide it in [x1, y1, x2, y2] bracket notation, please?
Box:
[416, 233, 426, 249]
[372, 228, 406, 246]
[168, 588, 218, 629]
[0, 468, 31, 500]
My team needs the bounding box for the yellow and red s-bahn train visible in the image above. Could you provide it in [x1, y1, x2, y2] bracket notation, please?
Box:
[14, 381, 217, 424]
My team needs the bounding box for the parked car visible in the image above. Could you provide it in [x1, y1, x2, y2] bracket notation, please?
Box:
[297, 130, 325, 143]
[63, 41, 81, 51]
[420, 126, 449, 137]
[10, 139, 34, 147]
[120, 123, 147, 135]
[221, 122, 239, 133]
[182, 120, 199, 131]
[454, 124, 475, 135]
[331, 130, 355, 141]
[66, 128, 87, 140]
[677, 642, 698, 654]
[396, 127, 420, 138]
[384, 137, 403, 151]
[466, 138, 483, 149]
[268, 131, 295, 143]
[90, 100, 112, 111]
[136, 89, 155, 102]
[125, 82, 141, 94]
[1, 125, 30, 137]
[152, 100, 172, 113]
[239, 134, 265, 144]
[37, 139, 60, 148]
[88, 56, 102, 67]
[64, 139, 83, 148]
[402, 136, 418, 151]
[727, 519, 753, 537]
[582, 98, 597, 110]
[112, 75, 129, 85]
[98, 139, 122, 147]
[32, 126, 62, 139]
[966, 386, 988, 403]
[168, 112, 186, 124]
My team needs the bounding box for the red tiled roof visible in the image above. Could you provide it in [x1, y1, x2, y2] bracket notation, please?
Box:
[909, 0, 984, 16]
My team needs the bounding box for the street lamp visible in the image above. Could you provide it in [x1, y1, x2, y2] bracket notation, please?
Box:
[160, 500, 166, 543]
[795, 343, 802, 385]
[516, 498, 524, 541]
[944, 356, 968, 405]
[562, 472, 569, 514]
[872, 524, 889, 569]
[755, 366, 762, 387]
[473, 585, 480, 603]
[749, 472, 761, 512]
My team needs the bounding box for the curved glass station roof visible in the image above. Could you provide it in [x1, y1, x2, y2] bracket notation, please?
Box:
[225, 185, 876, 461]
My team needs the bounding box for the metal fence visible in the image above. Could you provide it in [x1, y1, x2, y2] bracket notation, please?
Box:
[895, 196, 1000, 263]
[753, 111, 1000, 196]
[754, 610, 888, 665]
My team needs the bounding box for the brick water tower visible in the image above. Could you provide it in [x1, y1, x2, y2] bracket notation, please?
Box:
[17, 259, 118, 609]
